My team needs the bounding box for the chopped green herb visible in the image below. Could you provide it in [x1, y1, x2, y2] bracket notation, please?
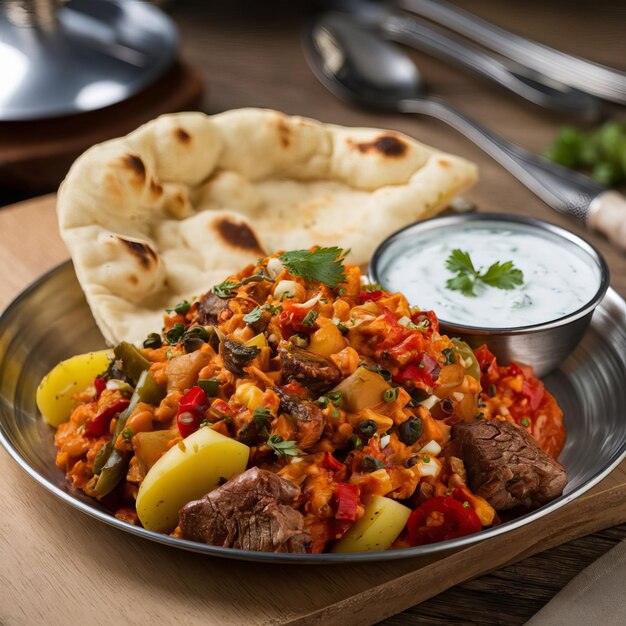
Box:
[327, 391, 343, 407]
[422, 454, 431, 463]
[442, 347, 456, 366]
[350, 435, 364, 450]
[279, 247, 347, 288]
[362, 282, 382, 293]
[198, 377, 219, 397]
[475, 412, 485, 420]
[336, 322, 349, 334]
[212, 274, 270, 299]
[267, 303, 283, 315]
[383, 387, 399, 403]
[165, 323, 185, 345]
[267, 434, 301, 458]
[253, 407, 273, 437]
[122, 428, 133, 443]
[317, 396, 330, 408]
[302, 310, 319, 327]
[165, 349, 173, 360]
[330, 408, 340, 419]
[521, 417, 531, 427]
[336, 287, 347, 296]
[166, 300, 191, 315]
[446, 249, 524, 297]
[463, 501, 471, 509]
[143, 332, 162, 349]
[243, 307, 264, 324]
[199, 419, 211, 428]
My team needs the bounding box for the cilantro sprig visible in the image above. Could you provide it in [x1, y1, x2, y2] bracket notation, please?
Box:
[445, 249, 524, 297]
[279, 247, 347, 288]
[267, 434, 302, 458]
[212, 274, 270, 299]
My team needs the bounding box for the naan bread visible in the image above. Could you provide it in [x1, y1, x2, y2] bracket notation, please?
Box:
[58, 108, 477, 345]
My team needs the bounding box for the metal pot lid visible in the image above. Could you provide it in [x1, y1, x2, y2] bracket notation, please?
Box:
[0, 0, 178, 121]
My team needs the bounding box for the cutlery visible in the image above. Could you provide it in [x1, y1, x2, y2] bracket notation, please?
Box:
[303, 13, 626, 251]
[338, 0, 601, 120]
[399, 0, 626, 105]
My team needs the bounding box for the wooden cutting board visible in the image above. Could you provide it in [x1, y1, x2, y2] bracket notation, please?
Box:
[1, 195, 626, 625]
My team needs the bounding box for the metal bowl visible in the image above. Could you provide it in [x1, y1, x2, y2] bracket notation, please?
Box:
[370, 213, 610, 377]
[0, 262, 625, 563]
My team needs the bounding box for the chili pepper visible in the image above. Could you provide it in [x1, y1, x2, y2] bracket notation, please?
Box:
[93, 376, 107, 399]
[94, 449, 128, 498]
[84, 398, 130, 437]
[452, 485, 495, 526]
[210, 398, 234, 421]
[113, 342, 152, 385]
[324, 451, 344, 472]
[407, 496, 482, 546]
[92, 369, 165, 495]
[176, 386, 208, 438]
[334, 483, 361, 522]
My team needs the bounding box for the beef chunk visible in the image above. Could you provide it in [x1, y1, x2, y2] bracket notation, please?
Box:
[452, 419, 567, 510]
[179, 467, 310, 553]
[279, 344, 342, 393]
[277, 389, 324, 450]
[197, 291, 229, 325]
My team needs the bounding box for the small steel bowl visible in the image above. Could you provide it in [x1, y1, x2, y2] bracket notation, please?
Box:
[370, 213, 610, 377]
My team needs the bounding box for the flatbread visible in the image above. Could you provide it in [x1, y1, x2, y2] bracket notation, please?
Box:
[57, 108, 477, 345]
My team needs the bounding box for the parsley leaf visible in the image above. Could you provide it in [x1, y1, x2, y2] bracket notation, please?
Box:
[267, 434, 302, 458]
[442, 347, 456, 365]
[243, 306, 264, 324]
[279, 247, 347, 288]
[445, 249, 524, 297]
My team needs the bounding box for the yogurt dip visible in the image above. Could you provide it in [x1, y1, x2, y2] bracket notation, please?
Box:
[375, 219, 603, 329]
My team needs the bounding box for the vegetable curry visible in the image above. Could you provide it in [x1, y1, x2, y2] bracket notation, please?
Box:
[45, 247, 566, 553]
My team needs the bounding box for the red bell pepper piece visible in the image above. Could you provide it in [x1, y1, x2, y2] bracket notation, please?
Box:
[394, 353, 441, 387]
[377, 308, 410, 350]
[279, 381, 308, 399]
[474, 344, 500, 387]
[177, 386, 208, 438]
[334, 483, 361, 522]
[411, 309, 440, 334]
[324, 451, 344, 472]
[407, 496, 482, 546]
[356, 290, 387, 303]
[85, 398, 130, 437]
[93, 376, 107, 399]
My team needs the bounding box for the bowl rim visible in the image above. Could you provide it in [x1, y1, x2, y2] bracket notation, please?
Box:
[369, 212, 611, 335]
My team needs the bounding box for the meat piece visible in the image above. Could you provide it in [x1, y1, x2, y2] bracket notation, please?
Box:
[220, 339, 260, 376]
[166, 350, 212, 392]
[179, 467, 310, 553]
[196, 291, 229, 326]
[277, 389, 324, 450]
[279, 344, 342, 393]
[452, 419, 567, 510]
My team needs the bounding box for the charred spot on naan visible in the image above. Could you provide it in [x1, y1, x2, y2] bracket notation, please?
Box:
[213, 217, 264, 254]
[352, 134, 408, 158]
[122, 154, 146, 180]
[175, 127, 192, 144]
[118, 237, 159, 270]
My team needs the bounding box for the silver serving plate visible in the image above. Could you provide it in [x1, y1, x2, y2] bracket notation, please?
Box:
[1, 262, 625, 564]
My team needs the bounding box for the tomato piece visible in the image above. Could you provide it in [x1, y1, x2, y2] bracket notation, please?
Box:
[521, 378, 544, 411]
[334, 483, 361, 522]
[277, 302, 315, 337]
[85, 398, 130, 437]
[407, 496, 482, 546]
[474, 344, 500, 387]
[376, 308, 411, 350]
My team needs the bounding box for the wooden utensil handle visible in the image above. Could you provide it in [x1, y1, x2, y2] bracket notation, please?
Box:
[588, 191, 626, 252]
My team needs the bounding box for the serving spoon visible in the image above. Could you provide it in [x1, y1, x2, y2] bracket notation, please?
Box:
[303, 13, 626, 251]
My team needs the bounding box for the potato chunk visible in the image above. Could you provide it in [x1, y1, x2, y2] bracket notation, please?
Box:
[332, 495, 411, 553]
[36, 350, 112, 427]
[136, 428, 249, 533]
[330, 366, 390, 412]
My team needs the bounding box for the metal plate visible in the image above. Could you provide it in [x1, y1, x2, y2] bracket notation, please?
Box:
[1, 262, 625, 564]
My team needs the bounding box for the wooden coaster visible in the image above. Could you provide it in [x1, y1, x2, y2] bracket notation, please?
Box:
[0, 61, 204, 194]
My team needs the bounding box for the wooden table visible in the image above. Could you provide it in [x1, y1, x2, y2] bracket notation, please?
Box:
[1, 1, 625, 624]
